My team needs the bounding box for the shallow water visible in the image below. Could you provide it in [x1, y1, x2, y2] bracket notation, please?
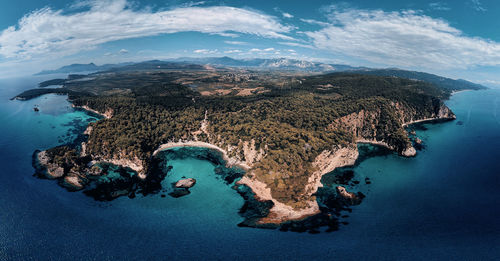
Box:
[0, 77, 499, 260]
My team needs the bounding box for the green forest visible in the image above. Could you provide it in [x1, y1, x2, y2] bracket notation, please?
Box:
[48, 71, 453, 208]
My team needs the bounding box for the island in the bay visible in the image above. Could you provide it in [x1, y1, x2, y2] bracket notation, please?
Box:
[15, 58, 485, 232]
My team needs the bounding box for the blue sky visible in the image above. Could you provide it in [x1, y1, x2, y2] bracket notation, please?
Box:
[1, 0, 500, 86]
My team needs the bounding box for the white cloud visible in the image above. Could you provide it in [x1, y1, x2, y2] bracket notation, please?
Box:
[224, 49, 242, 53]
[278, 42, 314, 49]
[224, 41, 247, 45]
[193, 49, 218, 54]
[273, 7, 293, 19]
[300, 18, 329, 27]
[0, 0, 292, 61]
[305, 7, 500, 70]
[471, 0, 486, 12]
[429, 2, 451, 11]
[119, 48, 129, 54]
[249, 47, 275, 52]
[179, 1, 206, 8]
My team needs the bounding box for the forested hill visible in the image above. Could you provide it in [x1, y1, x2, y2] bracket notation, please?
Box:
[350, 69, 486, 91]
[25, 68, 459, 221]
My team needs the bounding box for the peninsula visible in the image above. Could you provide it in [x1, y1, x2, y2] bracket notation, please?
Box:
[19, 61, 473, 230]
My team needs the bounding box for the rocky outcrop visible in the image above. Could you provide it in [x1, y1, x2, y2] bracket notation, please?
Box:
[76, 105, 113, 119]
[175, 178, 196, 188]
[331, 102, 455, 158]
[62, 175, 85, 191]
[402, 146, 417, 157]
[34, 150, 65, 179]
[91, 156, 145, 179]
[236, 145, 359, 224]
[336, 186, 362, 205]
[402, 104, 456, 126]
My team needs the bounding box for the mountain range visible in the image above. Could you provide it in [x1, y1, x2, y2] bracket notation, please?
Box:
[35, 57, 486, 91]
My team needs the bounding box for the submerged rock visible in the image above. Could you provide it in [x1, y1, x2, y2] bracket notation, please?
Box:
[174, 178, 196, 188]
[415, 137, 423, 145]
[169, 188, 191, 198]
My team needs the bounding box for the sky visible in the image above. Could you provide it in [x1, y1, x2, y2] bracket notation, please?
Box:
[1, 0, 500, 87]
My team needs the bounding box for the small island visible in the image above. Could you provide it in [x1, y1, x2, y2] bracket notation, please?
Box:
[21, 61, 467, 232]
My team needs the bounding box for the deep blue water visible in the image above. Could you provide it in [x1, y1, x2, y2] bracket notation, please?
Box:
[0, 77, 499, 260]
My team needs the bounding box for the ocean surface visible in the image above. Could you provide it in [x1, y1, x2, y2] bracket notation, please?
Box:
[0, 76, 499, 260]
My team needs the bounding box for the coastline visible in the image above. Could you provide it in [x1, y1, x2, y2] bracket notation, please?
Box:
[72, 104, 113, 119]
[153, 141, 251, 170]
[450, 89, 472, 96]
[33, 94, 460, 226]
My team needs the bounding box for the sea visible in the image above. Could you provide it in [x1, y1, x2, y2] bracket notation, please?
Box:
[0, 76, 499, 260]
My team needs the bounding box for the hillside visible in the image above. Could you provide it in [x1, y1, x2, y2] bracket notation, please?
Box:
[351, 68, 486, 91]
[25, 68, 457, 229]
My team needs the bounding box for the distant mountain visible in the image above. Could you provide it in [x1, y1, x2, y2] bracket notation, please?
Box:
[171, 56, 361, 72]
[102, 60, 209, 72]
[36, 58, 485, 91]
[350, 68, 486, 91]
[35, 62, 132, 75]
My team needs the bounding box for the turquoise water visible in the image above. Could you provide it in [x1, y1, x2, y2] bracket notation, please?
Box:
[0, 77, 499, 260]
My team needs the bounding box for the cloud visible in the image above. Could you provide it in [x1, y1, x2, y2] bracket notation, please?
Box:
[119, 48, 129, 54]
[471, 0, 486, 12]
[278, 42, 314, 49]
[193, 49, 218, 54]
[0, 0, 292, 61]
[224, 49, 242, 53]
[429, 2, 451, 11]
[274, 7, 293, 19]
[300, 18, 329, 26]
[249, 47, 275, 52]
[305, 7, 500, 69]
[224, 41, 247, 45]
[179, 1, 206, 8]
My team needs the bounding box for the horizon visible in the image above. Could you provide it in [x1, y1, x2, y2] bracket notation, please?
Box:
[29, 56, 484, 85]
[1, 0, 500, 87]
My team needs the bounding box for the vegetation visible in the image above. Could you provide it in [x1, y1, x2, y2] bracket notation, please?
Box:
[25, 67, 454, 209]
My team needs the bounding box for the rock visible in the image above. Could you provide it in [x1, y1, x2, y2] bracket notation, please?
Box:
[336, 186, 361, 205]
[46, 164, 65, 178]
[410, 130, 416, 135]
[33, 107, 39, 112]
[87, 165, 103, 176]
[174, 178, 196, 188]
[415, 137, 423, 145]
[62, 175, 84, 191]
[402, 146, 416, 157]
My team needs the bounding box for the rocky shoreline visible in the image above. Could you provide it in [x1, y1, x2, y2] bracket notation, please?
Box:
[32, 98, 457, 231]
